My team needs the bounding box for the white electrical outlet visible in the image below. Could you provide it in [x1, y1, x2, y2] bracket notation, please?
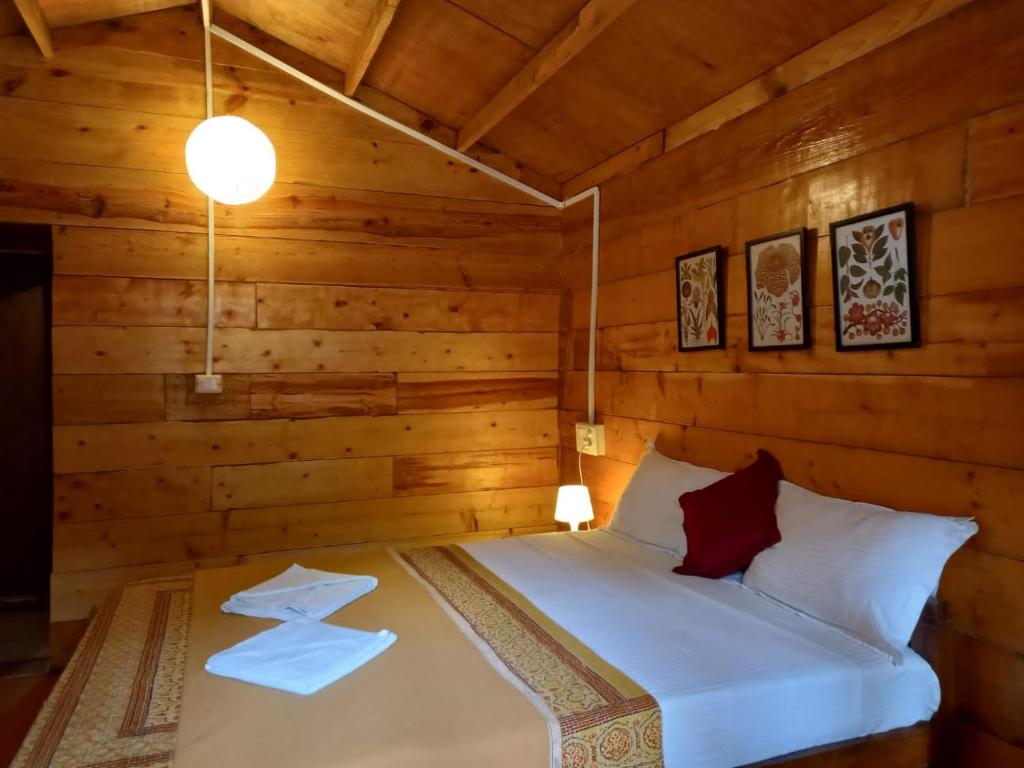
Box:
[194, 374, 223, 394]
[575, 422, 606, 456]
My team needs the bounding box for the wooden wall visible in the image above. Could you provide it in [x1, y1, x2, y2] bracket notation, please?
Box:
[561, 1, 1024, 765]
[0, 8, 563, 627]
[1, 3, 1020, 762]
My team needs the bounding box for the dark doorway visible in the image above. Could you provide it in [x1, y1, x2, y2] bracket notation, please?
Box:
[0, 224, 52, 669]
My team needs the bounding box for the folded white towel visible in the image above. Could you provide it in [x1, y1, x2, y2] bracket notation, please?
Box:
[206, 620, 397, 695]
[222, 564, 377, 621]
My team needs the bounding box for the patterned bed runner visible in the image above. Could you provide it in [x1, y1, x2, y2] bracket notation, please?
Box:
[17, 548, 661, 768]
[12, 576, 192, 768]
[398, 545, 664, 768]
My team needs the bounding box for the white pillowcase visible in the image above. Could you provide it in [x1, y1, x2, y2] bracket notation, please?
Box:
[609, 447, 727, 556]
[743, 481, 977, 659]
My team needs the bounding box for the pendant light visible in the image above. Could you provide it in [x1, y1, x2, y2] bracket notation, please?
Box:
[186, 8, 275, 205]
[186, 115, 276, 204]
[190, 8, 277, 393]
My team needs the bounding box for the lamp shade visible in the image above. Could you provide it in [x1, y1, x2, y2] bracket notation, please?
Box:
[185, 116, 276, 205]
[555, 484, 595, 531]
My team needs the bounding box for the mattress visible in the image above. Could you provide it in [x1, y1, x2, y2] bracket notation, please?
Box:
[464, 529, 939, 768]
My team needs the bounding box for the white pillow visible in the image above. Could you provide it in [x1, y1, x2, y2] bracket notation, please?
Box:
[743, 481, 977, 659]
[609, 447, 727, 556]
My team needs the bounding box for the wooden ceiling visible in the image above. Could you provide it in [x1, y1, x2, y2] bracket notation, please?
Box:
[4, 0, 912, 191]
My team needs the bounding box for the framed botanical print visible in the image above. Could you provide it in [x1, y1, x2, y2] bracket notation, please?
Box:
[675, 246, 725, 351]
[745, 228, 810, 350]
[829, 203, 919, 350]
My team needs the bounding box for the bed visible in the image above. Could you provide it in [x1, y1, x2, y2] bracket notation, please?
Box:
[14, 528, 944, 768]
[170, 527, 940, 768]
[466, 530, 939, 767]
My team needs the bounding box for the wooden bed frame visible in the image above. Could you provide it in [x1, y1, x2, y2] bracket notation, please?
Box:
[752, 724, 931, 767]
[22, 709, 932, 768]
[747, 597, 948, 768]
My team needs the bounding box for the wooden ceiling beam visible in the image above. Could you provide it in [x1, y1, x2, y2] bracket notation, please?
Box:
[456, 0, 638, 152]
[561, 0, 975, 196]
[343, 0, 401, 97]
[12, 0, 54, 57]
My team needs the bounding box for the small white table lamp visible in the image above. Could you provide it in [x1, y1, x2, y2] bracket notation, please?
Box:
[555, 484, 595, 532]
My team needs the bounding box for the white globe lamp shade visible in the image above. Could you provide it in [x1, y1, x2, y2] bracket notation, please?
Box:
[185, 115, 276, 205]
[554, 484, 595, 532]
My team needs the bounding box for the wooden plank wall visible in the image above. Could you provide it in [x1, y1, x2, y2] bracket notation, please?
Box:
[560, 1, 1024, 764]
[0, 7, 564, 626]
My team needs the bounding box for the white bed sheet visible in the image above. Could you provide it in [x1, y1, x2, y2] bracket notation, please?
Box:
[464, 529, 938, 768]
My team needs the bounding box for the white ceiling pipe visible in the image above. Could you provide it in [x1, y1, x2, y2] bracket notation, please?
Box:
[211, 24, 565, 208]
[207, 22, 602, 422]
[584, 188, 599, 424]
[202, 15, 216, 377]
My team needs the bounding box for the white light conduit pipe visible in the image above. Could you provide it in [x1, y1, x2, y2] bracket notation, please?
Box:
[206, 23, 601, 423]
[202, 16, 216, 377]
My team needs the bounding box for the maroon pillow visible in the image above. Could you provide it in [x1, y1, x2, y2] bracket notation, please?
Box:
[672, 450, 782, 579]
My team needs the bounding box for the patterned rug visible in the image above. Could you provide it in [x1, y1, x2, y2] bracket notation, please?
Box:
[12, 576, 192, 768]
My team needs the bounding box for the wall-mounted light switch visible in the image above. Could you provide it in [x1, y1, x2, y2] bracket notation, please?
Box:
[575, 422, 606, 456]
[194, 374, 223, 394]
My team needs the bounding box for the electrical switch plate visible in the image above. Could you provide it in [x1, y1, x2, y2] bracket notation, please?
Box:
[194, 374, 223, 394]
[575, 422, 606, 456]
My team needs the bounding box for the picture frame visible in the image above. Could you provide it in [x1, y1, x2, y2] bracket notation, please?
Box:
[744, 228, 810, 350]
[829, 203, 919, 351]
[675, 246, 725, 351]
